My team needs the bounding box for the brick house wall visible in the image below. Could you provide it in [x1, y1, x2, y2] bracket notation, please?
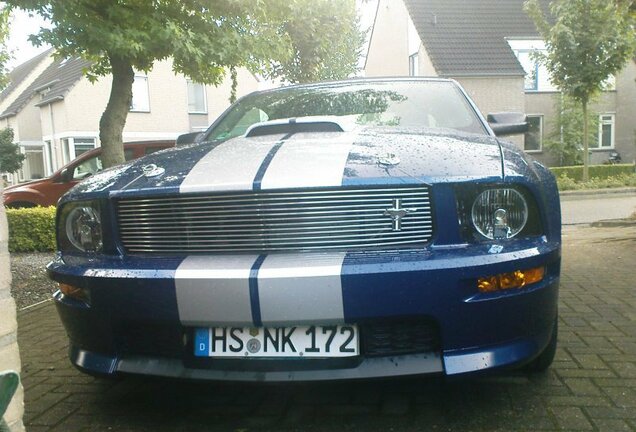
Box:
[454, 76, 525, 147]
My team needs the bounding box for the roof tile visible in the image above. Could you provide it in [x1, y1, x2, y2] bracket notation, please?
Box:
[0, 49, 53, 104]
[0, 56, 92, 119]
[404, 0, 551, 76]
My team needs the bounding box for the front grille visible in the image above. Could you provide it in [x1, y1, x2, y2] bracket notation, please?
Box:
[116, 186, 433, 254]
[362, 320, 440, 357]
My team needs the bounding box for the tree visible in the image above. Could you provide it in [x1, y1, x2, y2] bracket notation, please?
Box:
[525, 0, 636, 180]
[267, 0, 365, 84]
[0, 7, 10, 90]
[6, 0, 297, 168]
[6, 0, 365, 169]
[545, 95, 599, 166]
[0, 128, 25, 174]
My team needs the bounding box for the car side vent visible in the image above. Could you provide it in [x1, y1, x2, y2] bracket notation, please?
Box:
[245, 120, 345, 137]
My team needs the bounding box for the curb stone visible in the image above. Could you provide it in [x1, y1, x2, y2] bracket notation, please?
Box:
[590, 219, 636, 227]
[559, 187, 636, 200]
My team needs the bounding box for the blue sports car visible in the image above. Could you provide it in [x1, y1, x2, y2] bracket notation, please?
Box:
[48, 78, 561, 381]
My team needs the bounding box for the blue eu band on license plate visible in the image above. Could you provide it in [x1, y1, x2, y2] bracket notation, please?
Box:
[194, 325, 359, 358]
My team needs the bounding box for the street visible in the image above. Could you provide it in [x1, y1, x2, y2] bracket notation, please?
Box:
[561, 191, 636, 225]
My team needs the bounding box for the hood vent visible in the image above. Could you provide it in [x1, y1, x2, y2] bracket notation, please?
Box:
[245, 118, 345, 137]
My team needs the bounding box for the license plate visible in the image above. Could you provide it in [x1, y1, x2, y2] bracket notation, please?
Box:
[194, 325, 359, 358]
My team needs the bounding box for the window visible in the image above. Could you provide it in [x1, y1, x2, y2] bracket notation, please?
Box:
[187, 80, 207, 113]
[23, 147, 45, 180]
[72, 155, 103, 180]
[409, 54, 419, 76]
[207, 81, 489, 141]
[524, 116, 543, 152]
[62, 138, 71, 164]
[73, 138, 96, 157]
[63, 137, 97, 161]
[130, 74, 150, 112]
[124, 149, 135, 160]
[515, 50, 538, 91]
[594, 114, 615, 149]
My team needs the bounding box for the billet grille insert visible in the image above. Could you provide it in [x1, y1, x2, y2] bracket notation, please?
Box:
[116, 187, 433, 254]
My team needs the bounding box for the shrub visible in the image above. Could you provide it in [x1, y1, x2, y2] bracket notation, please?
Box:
[6, 206, 56, 252]
[556, 172, 636, 191]
[550, 164, 635, 182]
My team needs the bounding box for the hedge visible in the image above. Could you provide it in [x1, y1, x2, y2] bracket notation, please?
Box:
[549, 164, 635, 182]
[6, 206, 56, 252]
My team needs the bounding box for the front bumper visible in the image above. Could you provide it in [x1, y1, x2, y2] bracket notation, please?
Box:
[49, 236, 560, 381]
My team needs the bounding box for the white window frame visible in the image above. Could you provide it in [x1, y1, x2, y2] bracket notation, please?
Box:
[16, 146, 26, 182]
[187, 80, 208, 114]
[524, 115, 543, 153]
[130, 73, 150, 113]
[514, 49, 539, 91]
[61, 138, 71, 164]
[70, 137, 98, 159]
[20, 144, 46, 181]
[63, 137, 97, 161]
[408, 53, 419, 77]
[596, 113, 615, 150]
[44, 140, 54, 176]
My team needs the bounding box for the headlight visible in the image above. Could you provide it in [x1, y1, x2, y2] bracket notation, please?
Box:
[59, 201, 103, 252]
[471, 189, 528, 239]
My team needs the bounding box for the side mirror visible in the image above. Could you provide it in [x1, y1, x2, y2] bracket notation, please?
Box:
[487, 112, 529, 137]
[58, 168, 71, 183]
[176, 132, 203, 146]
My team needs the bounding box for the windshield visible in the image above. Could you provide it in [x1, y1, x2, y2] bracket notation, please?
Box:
[205, 81, 488, 141]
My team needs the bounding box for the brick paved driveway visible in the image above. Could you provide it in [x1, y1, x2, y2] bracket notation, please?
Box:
[17, 225, 636, 432]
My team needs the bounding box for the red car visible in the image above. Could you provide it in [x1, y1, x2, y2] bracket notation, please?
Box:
[2, 140, 174, 208]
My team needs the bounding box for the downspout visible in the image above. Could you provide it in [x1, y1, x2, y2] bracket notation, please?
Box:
[47, 103, 57, 175]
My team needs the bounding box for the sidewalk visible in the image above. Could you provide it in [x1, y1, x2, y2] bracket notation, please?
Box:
[559, 187, 636, 201]
[17, 224, 636, 431]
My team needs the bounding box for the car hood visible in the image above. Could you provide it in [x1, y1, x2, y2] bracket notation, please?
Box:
[3, 177, 50, 193]
[64, 128, 503, 201]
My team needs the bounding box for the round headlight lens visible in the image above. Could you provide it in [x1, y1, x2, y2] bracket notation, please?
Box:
[471, 189, 528, 239]
[65, 206, 103, 252]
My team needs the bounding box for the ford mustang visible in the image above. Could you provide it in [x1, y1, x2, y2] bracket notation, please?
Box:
[48, 78, 561, 381]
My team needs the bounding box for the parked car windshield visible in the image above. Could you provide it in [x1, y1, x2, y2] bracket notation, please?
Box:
[205, 81, 488, 141]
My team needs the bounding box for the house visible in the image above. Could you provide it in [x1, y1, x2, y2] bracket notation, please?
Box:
[0, 53, 262, 185]
[364, 0, 636, 166]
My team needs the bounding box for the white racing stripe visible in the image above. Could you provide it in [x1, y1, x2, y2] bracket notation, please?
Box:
[257, 252, 346, 326]
[179, 135, 285, 193]
[259, 132, 356, 189]
[175, 255, 258, 326]
[175, 131, 353, 327]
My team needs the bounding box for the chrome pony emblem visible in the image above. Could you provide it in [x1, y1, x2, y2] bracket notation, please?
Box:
[383, 199, 417, 231]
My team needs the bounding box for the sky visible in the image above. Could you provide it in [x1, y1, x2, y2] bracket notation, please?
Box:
[5, 3, 378, 71]
[5, 8, 51, 69]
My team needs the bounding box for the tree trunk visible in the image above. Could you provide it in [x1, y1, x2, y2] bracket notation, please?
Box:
[99, 56, 134, 168]
[582, 100, 589, 182]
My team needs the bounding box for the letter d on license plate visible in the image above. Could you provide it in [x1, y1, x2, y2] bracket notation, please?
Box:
[194, 325, 359, 358]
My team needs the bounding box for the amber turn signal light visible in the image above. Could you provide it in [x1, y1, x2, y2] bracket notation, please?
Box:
[59, 283, 89, 302]
[477, 266, 545, 293]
